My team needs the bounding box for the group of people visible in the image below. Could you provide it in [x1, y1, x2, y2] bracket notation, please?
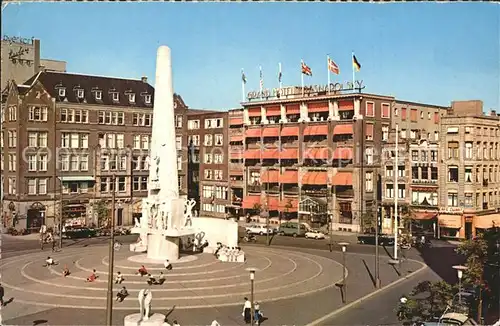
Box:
[242, 297, 263, 325]
[214, 243, 244, 262]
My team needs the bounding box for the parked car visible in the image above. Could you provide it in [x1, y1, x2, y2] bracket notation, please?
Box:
[357, 233, 395, 246]
[63, 227, 98, 239]
[278, 222, 307, 237]
[305, 230, 326, 239]
[245, 224, 273, 235]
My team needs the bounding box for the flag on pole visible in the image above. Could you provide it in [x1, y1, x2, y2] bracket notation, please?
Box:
[328, 57, 340, 75]
[241, 70, 247, 84]
[301, 61, 312, 76]
[278, 63, 282, 83]
[352, 54, 361, 72]
[259, 66, 264, 90]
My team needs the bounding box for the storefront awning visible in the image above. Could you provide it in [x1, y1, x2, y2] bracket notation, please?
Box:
[230, 135, 243, 142]
[474, 214, 500, 229]
[279, 198, 298, 212]
[262, 149, 279, 160]
[230, 151, 243, 159]
[248, 108, 261, 117]
[438, 214, 462, 229]
[333, 147, 353, 160]
[333, 124, 353, 135]
[262, 127, 279, 138]
[265, 106, 281, 116]
[304, 148, 330, 160]
[280, 148, 298, 160]
[304, 124, 328, 136]
[331, 172, 353, 186]
[245, 128, 261, 138]
[264, 197, 280, 211]
[281, 126, 299, 137]
[308, 102, 329, 113]
[244, 150, 260, 160]
[243, 196, 261, 209]
[302, 171, 328, 185]
[280, 170, 298, 184]
[230, 117, 243, 126]
[261, 170, 279, 183]
[59, 176, 95, 182]
[413, 212, 437, 220]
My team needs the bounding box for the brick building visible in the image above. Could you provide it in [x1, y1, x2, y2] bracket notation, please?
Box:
[437, 100, 500, 238]
[232, 86, 394, 232]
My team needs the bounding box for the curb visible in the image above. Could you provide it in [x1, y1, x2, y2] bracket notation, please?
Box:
[304, 259, 429, 326]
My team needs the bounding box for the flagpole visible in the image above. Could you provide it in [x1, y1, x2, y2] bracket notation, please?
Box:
[259, 65, 263, 99]
[241, 69, 246, 102]
[327, 55, 331, 94]
[351, 51, 355, 91]
[279, 62, 282, 91]
[301, 59, 304, 97]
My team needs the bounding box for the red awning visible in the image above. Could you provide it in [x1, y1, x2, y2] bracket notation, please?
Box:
[264, 197, 280, 211]
[331, 172, 353, 186]
[304, 124, 328, 136]
[338, 100, 354, 111]
[280, 170, 298, 184]
[308, 102, 329, 113]
[243, 196, 261, 209]
[230, 117, 243, 126]
[230, 151, 243, 159]
[229, 170, 244, 176]
[280, 148, 298, 159]
[261, 170, 279, 183]
[262, 127, 279, 138]
[262, 149, 279, 160]
[304, 148, 330, 160]
[279, 198, 298, 212]
[302, 171, 328, 185]
[333, 147, 353, 160]
[244, 150, 260, 160]
[281, 126, 299, 137]
[248, 108, 261, 117]
[230, 135, 243, 142]
[266, 106, 281, 116]
[245, 128, 261, 138]
[286, 105, 300, 115]
[333, 124, 353, 135]
[413, 212, 437, 220]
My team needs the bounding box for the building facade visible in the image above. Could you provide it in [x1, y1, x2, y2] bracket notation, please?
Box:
[233, 87, 394, 232]
[438, 100, 500, 239]
[0, 71, 164, 231]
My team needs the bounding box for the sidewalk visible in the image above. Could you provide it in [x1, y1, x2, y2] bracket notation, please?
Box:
[1, 233, 41, 241]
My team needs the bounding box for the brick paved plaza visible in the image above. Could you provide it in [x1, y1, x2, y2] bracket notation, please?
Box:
[1, 245, 424, 325]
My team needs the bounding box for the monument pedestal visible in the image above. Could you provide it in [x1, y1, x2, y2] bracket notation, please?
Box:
[124, 313, 166, 326]
[147, 234, 180, 261]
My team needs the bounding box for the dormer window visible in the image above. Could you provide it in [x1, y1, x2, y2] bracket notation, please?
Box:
[145, 95, 151, 104]
[112, 92, 119, 102]
[77, 89, 84, 99]
[58, 88, 66, 97]
[129, 93, 136, 103]
[95, 90, 102, 100]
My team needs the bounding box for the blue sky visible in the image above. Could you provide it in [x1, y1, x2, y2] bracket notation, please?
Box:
[3, 3, 499, 111]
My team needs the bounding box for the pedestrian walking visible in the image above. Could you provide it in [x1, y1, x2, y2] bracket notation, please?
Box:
[242, 297, 251, 324]
[51, 236, 56, 252]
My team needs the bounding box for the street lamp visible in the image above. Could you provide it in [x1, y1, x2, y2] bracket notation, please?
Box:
[246, 268, 256, 324]
[105, 174, 117, 326]
[393, 124, 399, 262]
[338, 242, 349, 303]
[453, 265, 468, 306]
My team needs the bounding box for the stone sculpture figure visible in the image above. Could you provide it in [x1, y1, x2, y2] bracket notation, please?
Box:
[184, 198, 196, 227]
[134, 217, 140, 228]
[157, 210, 165, 230]
[137, 288, 153, 321]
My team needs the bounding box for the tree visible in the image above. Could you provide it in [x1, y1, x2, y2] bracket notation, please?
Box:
[395, 280, 457, 323]
[360, 211, 375, 233]
[94, 200, 109, 228]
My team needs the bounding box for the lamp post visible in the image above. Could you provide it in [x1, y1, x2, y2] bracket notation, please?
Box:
[105, 174, 117, 326]
[394, 124, 399, 261]
[338, 242, 349, 303]
[453, 265, 468, 306]
[246, 268, 256, 324]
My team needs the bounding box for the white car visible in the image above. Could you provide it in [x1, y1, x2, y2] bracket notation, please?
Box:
[305, 230, 326, 239]
[245, 224, 273, 235]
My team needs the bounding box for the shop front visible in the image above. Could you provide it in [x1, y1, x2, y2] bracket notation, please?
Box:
[438, 212, 463, 239]
[63, 201, 87, 227]
[473, 214, 500, 235]
[27, 202, 46, 233]
[411, 210, 437, 237]
[132, 200, 143, 225]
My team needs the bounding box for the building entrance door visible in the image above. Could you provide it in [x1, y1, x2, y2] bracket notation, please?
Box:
[464, 221, 473, 239]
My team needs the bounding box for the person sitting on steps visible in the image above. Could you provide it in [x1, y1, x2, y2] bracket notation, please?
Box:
[115, 271, 124, 284]
[115, 286, 128, 302]
[62, 265, 70, 277]
[164, 259, 172, 271]
[86, 269, 97, 282]
[137, 265, 148, 276]
[147, 274, 156, 286]
[155, 272, 165, 285]
[43, 256, 57, 267]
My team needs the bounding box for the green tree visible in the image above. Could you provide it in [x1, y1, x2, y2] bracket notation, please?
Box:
[95, 200, 109, 228]
[395, 280, 457, 323]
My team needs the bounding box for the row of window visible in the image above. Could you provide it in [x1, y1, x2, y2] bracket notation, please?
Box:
[204, 169, 224, 180]
[27, 154, 49, 172]
[448, 142, 500, 161]
[410, 150, 439, 162]
[187, 118, 224, 130]
[27, 178, 48, 195]
[60, 155, 89, 172]
[448, 126, 500, 138]
[448, 165, 500, 184]
[187, 134, 224, 147]
[201, 185, 228, 200]
[57, 87, 151, 104]
[395, 107, 440, 123]
[204, 153, 224, 164]
[201, 203, 226, 213]
[1, 154, 16, 172]
[62, 133, 89, 148]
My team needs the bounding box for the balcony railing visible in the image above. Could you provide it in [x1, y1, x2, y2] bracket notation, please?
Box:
[411, 179, 438, 185]
[247, 184, 262, 192]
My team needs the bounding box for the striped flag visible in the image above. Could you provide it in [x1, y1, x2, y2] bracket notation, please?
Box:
[259, 66, 264, 90]
[278, 64, 282, 83]
[328, 57, 340, 75]
[301, 61, 312, 76]
[352, 54, 361, 72]
[242, 70, 247, 84]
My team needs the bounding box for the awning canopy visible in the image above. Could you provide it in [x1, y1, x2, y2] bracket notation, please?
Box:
[333, 147, 353, 160]
[245, 128, 261, 138]
[248, 108, 261, 117]
[261, 170, 279, 183]
[264, 197, 280, 210]
[230, 151, 243, 159]
[308, 102, 329, 113]
[244, 150, 260, 160]
[262, 149, 279, 160]
[230, 135, 243, 142]
[338, 100, 354, 111]
[229, 170, 244, 176]
[243, 196, 261, 209]
[304, 124, 328, 136]
[474, 214, 500, 229]
[59, 176, 95, 182]
[333, 124, 353, 135]
[331, 172, 353, 186]
[280, 148, 299, 160]
[280, 170, 298, 184]
[302, 171, 328, 185]
[279, 198, 299, 212]
[304, 148, 330, 160]
[286, 105, 300, 115]
[266, 106, 281, 116]
[281, 126, 299, 137]
[230, 117, 243, 126]
[262, 127, 279, 138]
[438, 214, 462, 229]
[413, 212, 437, 220]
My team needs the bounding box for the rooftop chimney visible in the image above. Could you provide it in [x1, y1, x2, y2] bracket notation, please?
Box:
[490, 109, 497, 117]
[141, 76, 148, 83]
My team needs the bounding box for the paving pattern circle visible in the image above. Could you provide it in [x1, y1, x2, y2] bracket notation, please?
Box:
[0, 245, 344, 316]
